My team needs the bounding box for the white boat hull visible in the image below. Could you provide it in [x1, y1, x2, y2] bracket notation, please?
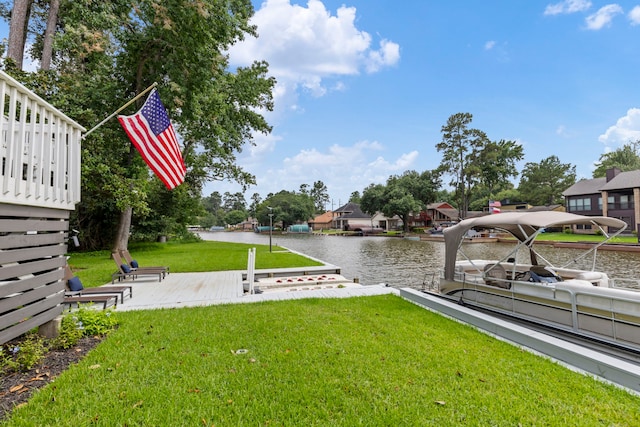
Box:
[438, 275, 640, 352]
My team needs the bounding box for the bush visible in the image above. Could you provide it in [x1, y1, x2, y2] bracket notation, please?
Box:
[52, 314, 85, 350]
[1, 308, 120, 375]
[0, 332, 47, 373]
[72, 308, 119, 336]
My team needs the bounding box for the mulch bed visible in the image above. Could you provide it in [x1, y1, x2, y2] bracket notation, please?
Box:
[0, 335, 103, 421]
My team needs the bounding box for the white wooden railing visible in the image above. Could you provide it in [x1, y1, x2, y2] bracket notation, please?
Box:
[0, 70, 85, 210]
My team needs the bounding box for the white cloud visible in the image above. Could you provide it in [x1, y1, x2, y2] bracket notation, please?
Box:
[484, 40, 496, 50]
[365, 39, 400, 73]
[228, 0, 400, 108]
[246, 141, 417, 202]
[585, 4, 623, 30]
[629, 6, 640, 25]
[544, 0, 592, 16]
[598, 108, 640, 147]
[247, 132, 281, 158]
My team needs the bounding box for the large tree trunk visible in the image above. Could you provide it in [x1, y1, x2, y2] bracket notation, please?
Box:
[40, 0, 59, 70]
[112, 206, 132, 253]
[7, 0, 33, 69]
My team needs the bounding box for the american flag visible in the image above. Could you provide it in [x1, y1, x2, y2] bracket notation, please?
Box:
[118, 89, 186, 189]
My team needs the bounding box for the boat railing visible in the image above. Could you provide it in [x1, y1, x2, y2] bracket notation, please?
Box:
[421, 271, 441, 292]
[453, 275, 640, 351]
[610, 278, 640, 291]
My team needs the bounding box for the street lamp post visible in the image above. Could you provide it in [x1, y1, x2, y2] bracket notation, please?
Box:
[267, 206, 273, 253]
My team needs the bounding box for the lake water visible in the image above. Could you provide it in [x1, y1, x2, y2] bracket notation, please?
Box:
[199, 232, 640, 289]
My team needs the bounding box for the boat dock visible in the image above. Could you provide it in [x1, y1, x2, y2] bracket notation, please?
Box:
[112, 269, 398, 312]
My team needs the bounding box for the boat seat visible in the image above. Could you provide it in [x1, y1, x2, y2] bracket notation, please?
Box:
[574, 271, 607, 286]
[484, 264, 509, 288]
[529, 265, 561, 283]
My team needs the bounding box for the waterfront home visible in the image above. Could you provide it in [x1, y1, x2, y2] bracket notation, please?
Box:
[332, 202, 372, 230]
[425, 202, 459, 227]
[370, 211, 402, 231]
[309, 211, 333, 230]
[562, 167, 638, 233]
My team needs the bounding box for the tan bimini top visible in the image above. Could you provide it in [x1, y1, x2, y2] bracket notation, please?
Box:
[442, 211, 627, 280]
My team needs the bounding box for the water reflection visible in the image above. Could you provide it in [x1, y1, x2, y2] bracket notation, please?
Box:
[200, 232, 640, 288]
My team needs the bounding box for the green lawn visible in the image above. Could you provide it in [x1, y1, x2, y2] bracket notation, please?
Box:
[535, 232, 638, 244]
[4, 239, 639, 425]
[68, 240, 322, 288]
[6, 295, 639, 426]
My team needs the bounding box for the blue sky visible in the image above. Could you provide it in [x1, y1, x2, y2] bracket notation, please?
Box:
[5, 0, 640, 209]
[220, 0, 640, 208]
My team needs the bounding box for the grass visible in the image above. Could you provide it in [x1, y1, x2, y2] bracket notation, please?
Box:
[536, 232, 638, 244]
[5, 295, 639, 426]
[67, 240, 322, 288]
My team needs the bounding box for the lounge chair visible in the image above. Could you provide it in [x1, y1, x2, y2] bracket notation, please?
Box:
[112, 252, 165, 283]
[64, 294, 117, 310]
[63, 265, 133, 304]
[120, 249, 170, 275]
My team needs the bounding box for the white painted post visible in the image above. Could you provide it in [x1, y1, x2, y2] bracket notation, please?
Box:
[247, 247, 256, 294]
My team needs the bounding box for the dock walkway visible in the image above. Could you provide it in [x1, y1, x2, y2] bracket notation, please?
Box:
[112, 270, 399, 312]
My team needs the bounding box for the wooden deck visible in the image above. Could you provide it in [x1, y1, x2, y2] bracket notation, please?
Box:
[112, 271, 399, 311]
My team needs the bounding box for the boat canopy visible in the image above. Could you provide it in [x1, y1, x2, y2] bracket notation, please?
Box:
[443, 211, 627, 280]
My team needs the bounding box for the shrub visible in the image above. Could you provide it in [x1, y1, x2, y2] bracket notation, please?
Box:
[73, 308, 119, 336]
[0, 332, 47, 373]
[52, 314, 85, 350]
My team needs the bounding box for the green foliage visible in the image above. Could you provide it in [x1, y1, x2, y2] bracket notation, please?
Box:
[224, 209, 248, 226]
[1, 332, 47, 373]
[476, 139, 524, 194]
[5, 0, 276, 251]
[361, 170, 441, 231]
[436, 112, 488, 216]
[257, 191, 316, 228]
[593, 141, 640, 178]
[436, 113, 525, 216]
[222, 192, 247, 212]
[1, 309, 119, 375]
[52, 315, 86, 350]
[468, 183, 520, 212]
[349, 190, 361, 204]
[310, 180, 330, 212]
[518, 155, 576, 206]
[72, 308, 119, 336]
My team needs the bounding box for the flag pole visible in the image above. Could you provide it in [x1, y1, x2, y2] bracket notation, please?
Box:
[82, 82, 158, 139]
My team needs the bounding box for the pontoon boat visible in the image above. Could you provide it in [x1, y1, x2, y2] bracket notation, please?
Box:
[428, 211, 640, 352]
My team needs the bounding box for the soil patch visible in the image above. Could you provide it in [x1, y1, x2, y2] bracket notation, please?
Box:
[0, 335, 103, 421]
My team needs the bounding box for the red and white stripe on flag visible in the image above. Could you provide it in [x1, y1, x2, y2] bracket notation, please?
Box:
[118, 89, 186, 189]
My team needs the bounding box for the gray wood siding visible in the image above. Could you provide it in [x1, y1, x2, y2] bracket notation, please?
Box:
[0, 204, 67, 345]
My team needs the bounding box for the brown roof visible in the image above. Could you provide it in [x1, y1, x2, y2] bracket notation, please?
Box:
[600, 170, 640, 191]
[563, 170, 640, 196]
[310, 211, 333, 223]
[426, 202, 455, 210]
[562, 177, 606, 196]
